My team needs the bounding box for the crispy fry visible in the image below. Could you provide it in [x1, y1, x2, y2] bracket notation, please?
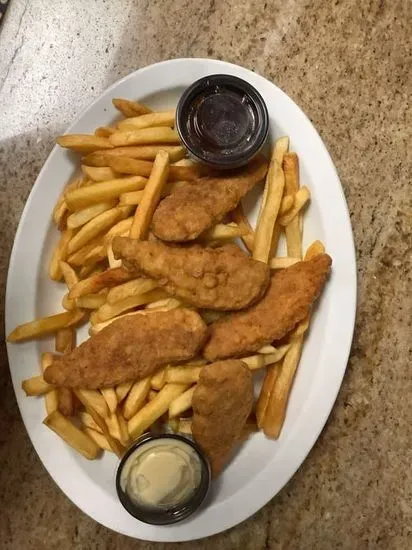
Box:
[112, 98, 152, 117]
[67, 237, 104, 267]
[79, 411, 102, 433]
[107, 278, 157, 305]
[65, 176, 146, 210]
[76, 389, 108, 417]
[105, 412, 122, 440]
[201, 223, 247, 242]
[270, 257, 301, 269]
[107, 156, 201, 182]
[128, 383, 188, 439]
[60, 261, 79, 288]
[53, 176, 83, 226]
[101, 387, 117, 414]
[82, 145, 186, 166]
[62, 292, 76, 311]
[145, 297, 183, 311]
[75, 292, 107, 309]
[58, 388, 74, 416]
[56, 134, 113, 153]
[258, 344, 278, 354]
[241, 345, 291, 370]
[41, 353, 58, 414]
[151, 368, 167, 390]
[278, 186, 310, 226]
[280, 194, 294, 215]
[43, 410, 101, 459]
[49, 229, 73, 281]
[109, 127, 180, 147]
[84, 428, 112, 451]
[103, 217, 134, 245]
[262, 335, 304, 438]
[7, 309, 84, 342]
[231, 203, 255, 252]
[55, 327, 75, 354]
[148, 390, 158, 401]
[253, 152, 285, 263]
[129, 150, 170, 239]
[94, 126, 116, 138]
[118, 190, 144, 206]
[22, 375, 54, 396]
[69, 267, 134, 299]
[116, 381, 133, 403]
[81, 165, 117, 182]
[117, 412, 131, 446]
[123, 377, 151, 419]
[117, 110, 176, 131]
[67, 201, 116, 229]
[168, 386, 195, 418]
[94, 288, 169, 323]
[164, 365, 203, 385]
[67, 206, 131, 254]
[283, 153, 302, 259]
[256, 364, 280, 429]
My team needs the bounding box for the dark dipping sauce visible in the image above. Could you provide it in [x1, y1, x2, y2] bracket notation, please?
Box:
[176, 74, 268, 169]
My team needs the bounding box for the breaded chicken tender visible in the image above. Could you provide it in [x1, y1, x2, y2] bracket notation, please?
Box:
[44, 309, 208, 388]
[203, 254, 332, 361]
[113, 238, 270, 310]
[151, 156, 268, 242]
[192, 360, 254, 477]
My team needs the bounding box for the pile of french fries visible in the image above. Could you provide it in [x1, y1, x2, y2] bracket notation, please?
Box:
[8, 97, 322, 460]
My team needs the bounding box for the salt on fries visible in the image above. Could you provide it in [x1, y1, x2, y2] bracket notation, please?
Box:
[8, 96, 327, 461]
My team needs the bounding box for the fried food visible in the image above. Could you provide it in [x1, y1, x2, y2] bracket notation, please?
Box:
[151, 156, 268, 242]
[203, 254, 332, 360]
[44, 309, 208, 389]
[113, 238, 270, 310]
[192, 360, 254, 477]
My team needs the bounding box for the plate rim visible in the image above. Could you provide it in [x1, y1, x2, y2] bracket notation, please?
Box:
[5, 57, 357, 542]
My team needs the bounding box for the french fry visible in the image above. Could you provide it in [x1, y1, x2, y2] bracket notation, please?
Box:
[108, 156, 201, 183]
[145, 297, 183, 311]
[55, 327, 75, 354]
[67, 237, 105, 267]
[58, 388, 74, 417]
[151, 368, 167, 391]
[60, 261, 79, 289]
[94, 126, 116, 138]
[107, 278, 157, 305]
[280, 194, 294, 215]
[201, 223, 247, 242]
[278, 186, 310, 226]
[79, 411, 102, 433]
[258, 345, 278, 354]
[129, 150, 170, 239]
[253, 150, 285, 263]
[123, 377, 151, 419]
[164, 365, 203, 385]
[41, 353, 58, 414]
[62, 292, 76, 311]
[116, 381, 133, 403]
[75, 389, 109, 418]
[101, 387, 118, 414]
[22, 375, 54, 396]
[75, 390, 124, 457]
[67, 206, 131, 254]
[109, 127, 180, 147]
[305, 240, 325, 260]
[43, 410, 101, 459]
[270, 257, 301, 269]
[128, 383, 189, 439]
[82, 145, 186, 165]
[117, 412, 131, 446]
[103, 217, 134, 245]
[76, 292, 107, 309]
[231, 203, 255, 252]
[168, 386, 195, 418]
[107, 240, 122, 269]
[117, 110, 176, 131]
[89, 310, 151, 335]
[262, 335, 304, 439]
[94, 288, 169, 323]
[256, 363, 280, 429]
[53, 176, 83, 226]
[105, 412, 122, 440]
[49, 229, 73, 281]
[67, 201, 116, 229]
[84, 428, 112, 452]
[69, 267, 134, 299]
[7, 309, 84, 342]
[81, 165, 117, 182]
[241, 346, 291, 370]
[65, 176, 146, 210]
[178, 417, 193, 435]
[283, 153, 302, 259]
[56, 134, 113, 153]
[166, 418, 180, 432]
[78, 262, 105, 279]
[148, 390, 158, 401]
[112, 98, 152, 117]
[118, 190, 144, 206]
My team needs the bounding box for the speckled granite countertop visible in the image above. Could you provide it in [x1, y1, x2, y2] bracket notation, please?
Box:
[0, 1, 410, 548]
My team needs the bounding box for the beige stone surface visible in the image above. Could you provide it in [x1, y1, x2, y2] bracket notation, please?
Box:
[0, 0, 410, 548]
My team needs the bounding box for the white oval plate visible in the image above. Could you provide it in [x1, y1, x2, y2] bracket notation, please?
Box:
[6, 59, 356, 542]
